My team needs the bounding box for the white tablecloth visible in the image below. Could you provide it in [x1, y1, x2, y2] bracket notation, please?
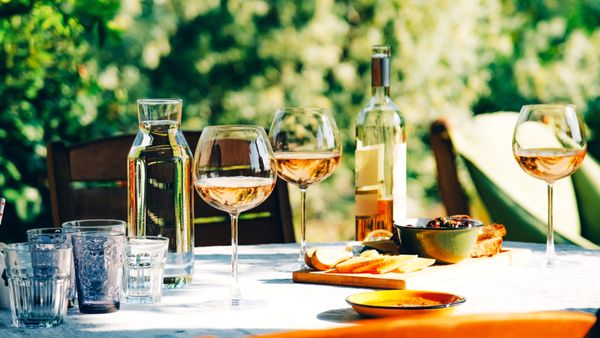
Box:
[1, 242, 599, 337]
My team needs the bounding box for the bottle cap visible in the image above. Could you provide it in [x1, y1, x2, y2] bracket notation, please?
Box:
[371, 45, 391, 87]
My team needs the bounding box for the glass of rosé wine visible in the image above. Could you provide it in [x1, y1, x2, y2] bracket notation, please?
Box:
[269, 108, 342, 271]
[193, 125, 276, 309]
[512, 104, 586, 268]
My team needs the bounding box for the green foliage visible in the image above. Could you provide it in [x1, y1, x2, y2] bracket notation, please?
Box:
[1, 0, 599, 242]
[474, 0, 600, 156]
[0, 0, 118, 241]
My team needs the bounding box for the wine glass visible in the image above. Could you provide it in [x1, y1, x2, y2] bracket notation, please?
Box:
[193, 125, 277, 309]
[269, 107, 342, 270]
[512, 104, 587, 268]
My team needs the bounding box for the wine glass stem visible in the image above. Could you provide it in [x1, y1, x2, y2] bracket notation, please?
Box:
[230, 212, 241, 301]
[299, 187, 308, 267]
[546, 183, 556, 259]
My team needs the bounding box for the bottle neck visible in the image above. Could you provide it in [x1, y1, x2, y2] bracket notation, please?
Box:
[371, 86, 390, 101]
[371, 54, 390, 102]
[137, 100, 182, 124]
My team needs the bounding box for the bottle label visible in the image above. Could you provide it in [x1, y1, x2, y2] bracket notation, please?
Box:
[393, 143, 407, 223]
[355, 144, 383, 187]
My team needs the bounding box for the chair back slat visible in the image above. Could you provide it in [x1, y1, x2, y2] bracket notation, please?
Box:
[71, 187, 128, 220]
[194, 215, 288, 246]
[69, 135, 134, 181]
[430, 118, 470, 216]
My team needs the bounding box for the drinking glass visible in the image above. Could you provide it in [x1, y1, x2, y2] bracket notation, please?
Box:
[123, 236, 169, 304]
[512, 104, 586, 268]
[4, 242, 72, 328]
[269, 108, 342, 270]
[26, 228, 77, 304]
[71, 228, 125, 313]
[193, 125, 277, 309]
[62, 219, 127, 234]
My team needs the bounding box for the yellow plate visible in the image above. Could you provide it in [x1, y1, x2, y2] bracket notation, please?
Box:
[346, 290, 465, 318]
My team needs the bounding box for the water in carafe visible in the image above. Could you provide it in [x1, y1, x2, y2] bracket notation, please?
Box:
[127, 99, 194, 288]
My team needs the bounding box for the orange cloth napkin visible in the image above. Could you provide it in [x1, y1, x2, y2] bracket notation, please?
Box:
[253, 311, 595, 338]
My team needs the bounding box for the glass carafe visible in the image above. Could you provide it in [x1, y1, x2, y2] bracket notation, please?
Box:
[127, 99, 194, 288]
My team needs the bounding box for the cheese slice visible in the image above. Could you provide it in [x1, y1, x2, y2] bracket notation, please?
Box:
[394, 257, 436, 273]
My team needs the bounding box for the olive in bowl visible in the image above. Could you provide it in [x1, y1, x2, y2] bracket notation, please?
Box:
[394, 217, 484, 264]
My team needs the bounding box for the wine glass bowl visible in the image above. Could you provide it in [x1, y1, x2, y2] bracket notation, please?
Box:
[270, 108, 340, 151]
[274, 152, 340, 188]
[195, 176, 275, 214]
[512, 104, 586, 267]
[193, 125, 276, 308]
[269, 108, 342, 270]
[513, 148, 585, 184]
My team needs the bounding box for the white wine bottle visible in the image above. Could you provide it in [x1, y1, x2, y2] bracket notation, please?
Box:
[355, 45, 406, 240]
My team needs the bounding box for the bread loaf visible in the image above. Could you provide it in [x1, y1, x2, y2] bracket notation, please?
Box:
[478, 223, 506, 240]
[471, 223, 506, 258]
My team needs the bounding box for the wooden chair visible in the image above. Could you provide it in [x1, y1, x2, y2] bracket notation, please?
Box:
[46, 132, 295, 246]
[429, 118, 470, 216]
[429, 114, 600, 248]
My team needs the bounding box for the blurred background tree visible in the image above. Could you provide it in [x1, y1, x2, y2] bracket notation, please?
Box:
[0, 0, 123, 241]
[1, 0, 599, 243]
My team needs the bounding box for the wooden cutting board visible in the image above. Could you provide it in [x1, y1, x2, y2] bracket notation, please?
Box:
[292, 248, 530, 289]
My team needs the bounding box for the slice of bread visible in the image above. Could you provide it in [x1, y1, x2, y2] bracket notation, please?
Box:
[333, 256, 382, 273]
[304, 247, 318, 269]
[310, 248, 352, 271]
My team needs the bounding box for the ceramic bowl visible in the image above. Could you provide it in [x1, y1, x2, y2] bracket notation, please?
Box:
[346, 289, 465, 318]
[394, 217, 483, 264]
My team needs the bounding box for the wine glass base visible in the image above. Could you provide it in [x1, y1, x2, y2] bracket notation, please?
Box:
[522, 256, 580, 269]
[198, 298, 267, 310]
[274, 263, 310, 272]
[275, 261, 310, 273]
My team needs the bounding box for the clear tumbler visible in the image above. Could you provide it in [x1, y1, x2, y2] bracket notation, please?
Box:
[123, 236, 169, 304]
[4, 242, 72, 328]
[26, 228, 77, 304]
[71, 229, 125, 314]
